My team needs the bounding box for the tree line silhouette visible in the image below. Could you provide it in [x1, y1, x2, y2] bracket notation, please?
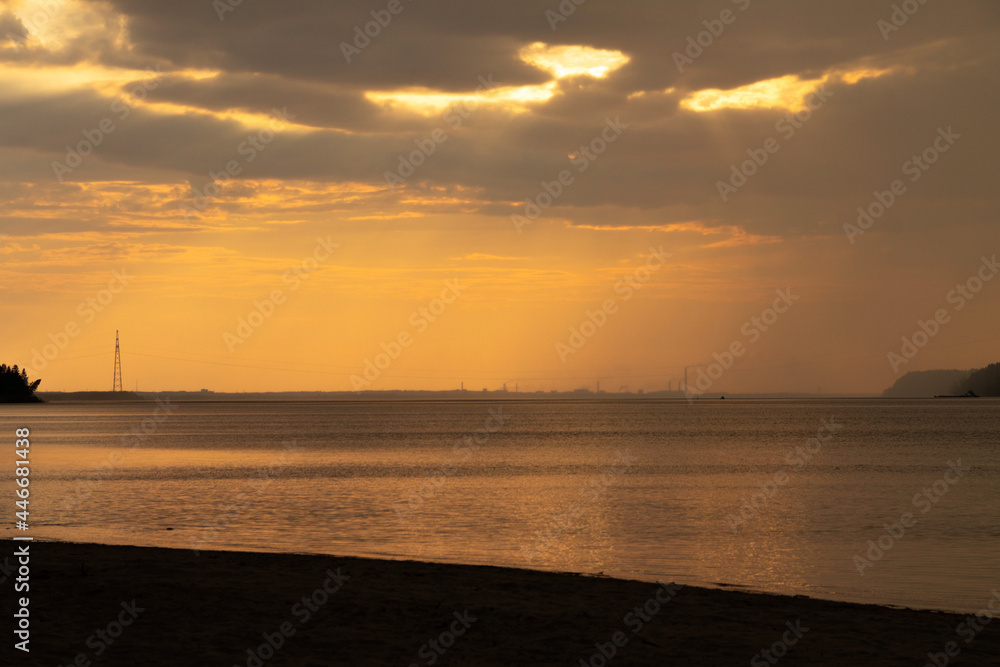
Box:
[955, 362, 1000, 397]
[0, 364, 42, 403]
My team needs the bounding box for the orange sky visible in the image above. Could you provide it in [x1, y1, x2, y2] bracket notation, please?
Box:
[1, 0, 998, 393]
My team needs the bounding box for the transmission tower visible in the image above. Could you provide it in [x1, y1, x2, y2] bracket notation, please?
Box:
[112, 330, 123, 392]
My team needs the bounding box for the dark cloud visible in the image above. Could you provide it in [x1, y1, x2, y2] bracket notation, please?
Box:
[95, 0, 1000, 91]
[146, 72, 422, 132]
[0, 10, 27, 42]
[0, 0, 995, 239]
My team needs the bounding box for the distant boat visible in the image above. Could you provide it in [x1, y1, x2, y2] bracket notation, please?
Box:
[934, 390, 980, 398]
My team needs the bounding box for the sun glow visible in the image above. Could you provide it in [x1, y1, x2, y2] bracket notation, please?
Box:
[519, 43, 630, 79]
[681, 75, 825, 112]
[365, 82, 558, 115]
[3, 0, 119, 50]
[680, 67, 902, 113]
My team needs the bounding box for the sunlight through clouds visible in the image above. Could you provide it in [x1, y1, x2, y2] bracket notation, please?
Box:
[681, 75, 827, 112]
[365, 43, 630, 115]
[518, 42, 630, 79]
[365, 82, 557, 115]
[1, 0, 118, 52]
[0, 0, 994, 397]
[680, 67, 903, 112]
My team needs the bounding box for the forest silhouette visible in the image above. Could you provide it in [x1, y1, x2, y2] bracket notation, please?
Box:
[0, 364, 42, 402]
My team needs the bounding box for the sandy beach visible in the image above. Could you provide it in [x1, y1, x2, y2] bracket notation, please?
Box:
[3, 540, 997, 666]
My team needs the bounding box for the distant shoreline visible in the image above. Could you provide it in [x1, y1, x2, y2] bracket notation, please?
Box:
[33, 390, 881, 402]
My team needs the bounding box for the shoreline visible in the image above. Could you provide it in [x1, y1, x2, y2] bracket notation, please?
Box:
[5, 540, 998, 665]
[31, 391, 885, 402]
[22, 534, 971, 615]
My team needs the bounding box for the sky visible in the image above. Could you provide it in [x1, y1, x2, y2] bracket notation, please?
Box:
[0, 0, 997, 394]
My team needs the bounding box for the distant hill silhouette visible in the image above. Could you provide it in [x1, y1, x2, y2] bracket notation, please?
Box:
[0, 364, 42, 403]
[883, 364, 1000, 398]
[883, 369, 971, 398]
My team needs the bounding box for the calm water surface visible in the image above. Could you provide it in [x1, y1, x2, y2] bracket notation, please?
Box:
[2, 398, 998, 613]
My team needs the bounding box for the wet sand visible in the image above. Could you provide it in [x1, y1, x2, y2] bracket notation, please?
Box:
[3, 540, 998, 665]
